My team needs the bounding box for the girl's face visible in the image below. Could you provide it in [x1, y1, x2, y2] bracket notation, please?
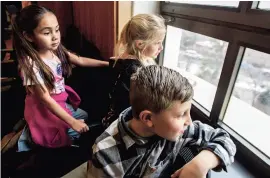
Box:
[142, 33, 165, 59]
[32, 12, 60, 52]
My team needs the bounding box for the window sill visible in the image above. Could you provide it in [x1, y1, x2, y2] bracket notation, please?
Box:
[211, 160, 256, 178]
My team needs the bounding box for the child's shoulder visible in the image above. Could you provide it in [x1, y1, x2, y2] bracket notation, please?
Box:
[109, 58, 141, 75]
[113, 58, 141, 66]
[93, 131, 117, 152]
[122, 58, 141, 67]
[182, 120, 221, 139]
[94, 120, 120, 149]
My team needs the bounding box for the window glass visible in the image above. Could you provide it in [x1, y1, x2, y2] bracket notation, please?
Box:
[163, 25, 228, 111]
[224, 48, 270, 157]
[258, 1, 270, 10]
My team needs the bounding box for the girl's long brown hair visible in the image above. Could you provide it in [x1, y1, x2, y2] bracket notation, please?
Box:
[12, 5, 72, 92]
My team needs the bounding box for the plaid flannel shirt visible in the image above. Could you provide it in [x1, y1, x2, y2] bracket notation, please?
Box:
[87, 107, 236, 178]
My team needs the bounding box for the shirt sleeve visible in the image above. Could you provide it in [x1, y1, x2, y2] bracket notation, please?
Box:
[87, 160, 109, 178]
[21, 62, 44, 86]
[87, 143, 115, 178]
[87, 129, 127, 178]
[181, 120, 237, 172]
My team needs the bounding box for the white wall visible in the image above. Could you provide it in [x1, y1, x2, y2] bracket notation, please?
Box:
[118, 1, 160, 40]
[132, 1, 160, 16]
[118, 1, 132, 39]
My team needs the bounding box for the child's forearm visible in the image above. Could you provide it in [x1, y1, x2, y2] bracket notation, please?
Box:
[192, 150, 220, 173]
[79, 56, 109, 67]
[41, 95, 77, 126]
[30, 85, 88, 133]
[171, 150, 221, 178]
[68, 51, 109, 67]
[39, 92, 88, 133]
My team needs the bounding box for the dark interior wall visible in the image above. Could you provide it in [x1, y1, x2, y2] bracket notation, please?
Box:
[37, 1, 73, 38]
[38, 1, 116, 60]
[72, 1, 116, 60]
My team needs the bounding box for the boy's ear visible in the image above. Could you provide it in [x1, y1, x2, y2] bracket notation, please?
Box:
[23, 31, 34, 42]
[139, 110, 154, 128]
[135, 40, 144, 50]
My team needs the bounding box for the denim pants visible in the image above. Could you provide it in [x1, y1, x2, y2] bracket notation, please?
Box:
[17, 103, 88, 152]
[66, 103, 88, 140]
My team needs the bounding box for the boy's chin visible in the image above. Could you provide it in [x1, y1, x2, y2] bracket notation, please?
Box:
[166, 134, 182, 142]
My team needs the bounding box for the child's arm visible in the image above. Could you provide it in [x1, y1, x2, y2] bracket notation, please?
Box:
[172, 120, 236, 177]
[30, 84, 89, 133]
[87, 160, 108, 178]
[68, 51, 109, 67]
[171, 150, 220, 178]
[87, 145, 114, 178]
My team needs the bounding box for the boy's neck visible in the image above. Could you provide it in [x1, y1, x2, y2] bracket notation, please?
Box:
[128, 118, 155, 138]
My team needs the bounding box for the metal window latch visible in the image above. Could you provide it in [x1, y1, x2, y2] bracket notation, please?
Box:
[163, 16, 175, 24]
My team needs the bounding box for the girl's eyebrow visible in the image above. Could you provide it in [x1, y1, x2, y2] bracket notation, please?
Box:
[40, 25, 59, 32]
[40, 27, 51, 31]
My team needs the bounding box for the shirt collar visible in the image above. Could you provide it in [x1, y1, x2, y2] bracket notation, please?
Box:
[118, 107, 151, 149]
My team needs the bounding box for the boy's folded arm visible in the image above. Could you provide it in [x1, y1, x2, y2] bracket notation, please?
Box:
[87, 160, 108, 178]
[87, 152, 110, 178]
[182, 120, 237, 171]
[88, 143, 117, 178]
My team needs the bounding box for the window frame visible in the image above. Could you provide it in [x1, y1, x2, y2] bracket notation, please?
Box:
[160, 1, 270, 177]
[162, 1, 270, 29]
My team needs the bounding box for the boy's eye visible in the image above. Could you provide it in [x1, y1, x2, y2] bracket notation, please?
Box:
[56, 29, 60, 32]
[177, 112, 185, 118]
[180, 111, 189, 118]
[44, 32, 50, 35]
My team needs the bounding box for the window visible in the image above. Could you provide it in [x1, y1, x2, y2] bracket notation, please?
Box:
[161, 1, 270, 175]
[258, 1, 270, 10]
[163, 25, 228, 111]
[169, 1, 239, 7]
[224, 48, 270, 157]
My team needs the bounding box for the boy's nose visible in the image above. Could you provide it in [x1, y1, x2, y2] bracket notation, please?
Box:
[184, 114, 192, 126]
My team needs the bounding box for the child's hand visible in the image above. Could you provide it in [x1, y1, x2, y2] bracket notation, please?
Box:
[171, 160, 207, 178]
[71, 119, 89, 133]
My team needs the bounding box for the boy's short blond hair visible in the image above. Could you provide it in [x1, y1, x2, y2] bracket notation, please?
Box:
[130, 65, 194, 118]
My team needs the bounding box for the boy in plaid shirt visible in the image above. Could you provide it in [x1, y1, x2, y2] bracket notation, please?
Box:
[88, 65, 236, 178]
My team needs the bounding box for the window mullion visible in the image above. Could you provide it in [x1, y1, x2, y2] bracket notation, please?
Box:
[210, 42, 243, 125]
[238, 1, 253, 13]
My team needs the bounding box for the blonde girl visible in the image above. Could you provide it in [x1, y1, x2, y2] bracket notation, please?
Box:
[102, 14, 166, 128]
